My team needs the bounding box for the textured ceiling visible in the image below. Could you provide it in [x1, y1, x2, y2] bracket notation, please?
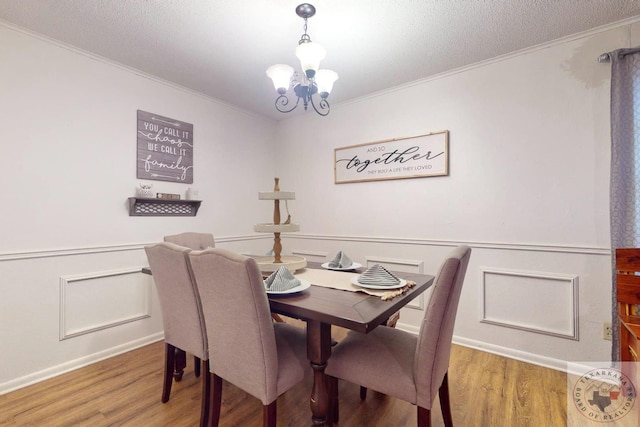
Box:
[1, 1, 639, 120]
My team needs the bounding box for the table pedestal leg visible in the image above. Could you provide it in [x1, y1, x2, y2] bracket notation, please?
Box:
[307, 320, 332, 427]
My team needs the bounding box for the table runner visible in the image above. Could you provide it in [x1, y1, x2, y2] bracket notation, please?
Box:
[294, 268, 415, 300]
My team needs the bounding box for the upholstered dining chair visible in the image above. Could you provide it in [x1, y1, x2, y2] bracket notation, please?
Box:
[164, 232, 215, 250]
[144, 242, 210, 427]
[325, 245, 471, 427]
[187, 248, 308, 427]
[163, 232, 215, 378]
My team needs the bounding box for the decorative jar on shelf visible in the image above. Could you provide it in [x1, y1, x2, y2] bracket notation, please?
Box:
[136, 183, 154, 198]
[186, 188, 198, 200]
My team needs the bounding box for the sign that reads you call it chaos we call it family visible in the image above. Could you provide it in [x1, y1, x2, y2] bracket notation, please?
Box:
[136, 110, 194, 183]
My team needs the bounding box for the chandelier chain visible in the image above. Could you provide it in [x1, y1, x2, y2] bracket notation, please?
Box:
[299, 18, 311, 44]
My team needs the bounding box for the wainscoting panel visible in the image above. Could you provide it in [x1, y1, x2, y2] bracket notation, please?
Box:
[59, 268, 150, 340]
[291, 249, 329, 263]
[365, 256, 426, 310]
[480, 268, 579, 340]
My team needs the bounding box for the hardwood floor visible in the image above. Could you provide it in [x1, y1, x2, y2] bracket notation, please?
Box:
[0, 323, 567, 427]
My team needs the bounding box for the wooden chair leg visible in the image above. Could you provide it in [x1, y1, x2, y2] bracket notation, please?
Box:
[207, 373, 222, 427]
[174, 348, 186, 381]
[417, 406, 431, 427]
[438, 372, 453, 427]
[360, 386, 367, 400]
[327, 376, 339, 425]
[194, 356, 201, 378]
[263, 401, 277, 427]
[162, 343, 176, 403]
[199, 360, 211, 427]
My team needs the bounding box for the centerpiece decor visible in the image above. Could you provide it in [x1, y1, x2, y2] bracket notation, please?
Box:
[254, 178, 307, 272]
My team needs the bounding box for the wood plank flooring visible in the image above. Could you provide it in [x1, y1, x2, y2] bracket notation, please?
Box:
[0, 323, 567, 426]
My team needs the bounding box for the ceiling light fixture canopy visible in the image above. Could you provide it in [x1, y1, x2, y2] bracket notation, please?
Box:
[266, 3, 338, 116]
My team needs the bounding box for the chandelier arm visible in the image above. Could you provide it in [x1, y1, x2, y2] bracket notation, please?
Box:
[309, 93, 330, 116]
[274, 94, 301, 113]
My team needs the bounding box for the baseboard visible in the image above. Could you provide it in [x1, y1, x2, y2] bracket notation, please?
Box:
[0, 332, 164, 395]
[452, 336, 573, 373]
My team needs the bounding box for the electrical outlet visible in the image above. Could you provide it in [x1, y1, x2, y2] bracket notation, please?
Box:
[603, 322, 612, 341]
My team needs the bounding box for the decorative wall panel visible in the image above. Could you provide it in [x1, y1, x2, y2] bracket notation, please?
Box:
[480, 268, 579, 340]
[59, 268, 150, 340]
[292, 249, 329, 263]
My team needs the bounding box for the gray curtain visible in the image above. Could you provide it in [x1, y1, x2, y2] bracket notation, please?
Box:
[609, 48, 640, 361]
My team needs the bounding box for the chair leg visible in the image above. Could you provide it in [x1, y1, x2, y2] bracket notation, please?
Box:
[199, 360, 211, 427]
[327, 376, 339, 425]
[174, 348, 186, 381]
[194, 356, 201, 378]
[417, 406, 431, 427]
[360, 386, 367, 400]
[263, 401, 277, 427]
[162, 343, 176, 403]
[207, 373, 223, 427]
[438, 372, 453, 427]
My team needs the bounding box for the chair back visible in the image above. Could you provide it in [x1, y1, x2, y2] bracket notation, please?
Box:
[144, 242, 208, 359]
[164, 232, 215, 250]
[616, 248, 640, 317]
[187, 248, 280, 404]
[414, 245, 471, 408]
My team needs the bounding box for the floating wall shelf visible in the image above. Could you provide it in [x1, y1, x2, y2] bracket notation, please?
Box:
[128, 197, 202, 217]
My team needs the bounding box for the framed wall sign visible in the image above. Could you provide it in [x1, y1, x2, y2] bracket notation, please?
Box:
[136, 110, 194, 183]
[334, 131, 449, 184]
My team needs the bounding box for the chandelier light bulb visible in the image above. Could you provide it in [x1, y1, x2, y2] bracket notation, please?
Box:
[295, 42, 326, 79]
[266, 64, 294, 94]
[314, 69, 338, 98]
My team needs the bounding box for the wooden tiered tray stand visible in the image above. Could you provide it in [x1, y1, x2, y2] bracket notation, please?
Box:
[253, 178, 306, 272]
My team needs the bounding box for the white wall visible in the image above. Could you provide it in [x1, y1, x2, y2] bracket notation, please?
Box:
[0, 23, 277, 393]
[273, 23, 636, 369]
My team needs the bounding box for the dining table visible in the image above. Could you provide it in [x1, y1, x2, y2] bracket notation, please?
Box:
[142, 259, 435, 427]
[269, 261, 435, 427]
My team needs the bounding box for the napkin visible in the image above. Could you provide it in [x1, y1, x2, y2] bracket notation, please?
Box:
[264, 266, 301, 291]
[358, 264, 401, 286]
[328, 251, 354, 269]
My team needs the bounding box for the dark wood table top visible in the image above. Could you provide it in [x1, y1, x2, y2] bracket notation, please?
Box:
[143, 262, 435, 334]
[268, 262, 435, 334]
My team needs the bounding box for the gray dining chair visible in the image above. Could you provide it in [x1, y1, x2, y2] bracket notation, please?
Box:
[325, 245, 471, 427]
[164, 232, 215, 250]
[144, 242, 210, 427]
[161, 233, 215, 380]
[187, 247, 308, 427]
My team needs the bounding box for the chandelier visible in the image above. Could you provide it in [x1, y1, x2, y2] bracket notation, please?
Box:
[266, 3, 338, 116]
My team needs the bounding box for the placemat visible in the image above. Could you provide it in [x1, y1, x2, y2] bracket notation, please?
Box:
[294, 268, 414, 300]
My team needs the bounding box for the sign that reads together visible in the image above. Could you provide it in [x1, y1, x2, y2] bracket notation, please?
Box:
[334, 131, 449, 184]
[136, 110, 194, 183]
